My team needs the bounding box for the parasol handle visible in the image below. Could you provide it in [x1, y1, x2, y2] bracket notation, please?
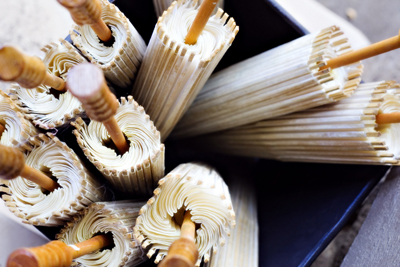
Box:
[66, 63, 129, 154]
[0, 46, 66, 91]
[57, 0, 112, 42]
[185, 0, 220, 45]
[158, 211, 199, 267]
[376, 112, 400, 124]
[0, 124, 5, 137]
[0, 144, 60, 192]
[321, 30, 400, 70]
[7, 234, 114, 267]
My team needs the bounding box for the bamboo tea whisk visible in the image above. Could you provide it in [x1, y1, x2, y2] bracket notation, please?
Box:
[58, 0, 112, 42]
[7, 234, 113, 267]
[321, 30, 400, 70]
[0, 46, 66, 91]
[67, 63, 130, 154]
[159, 211, 199, 267]
[185, 0, 219, 45]
[0, 144, 60, 192]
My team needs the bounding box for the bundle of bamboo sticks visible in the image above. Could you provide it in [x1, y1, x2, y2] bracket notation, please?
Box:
[0, 133, 108, 226]
[209, 182, 258, 267]
[134, 163, 235, 266]
[0, 91, 38, 147]
[9, 39, 87, 129]
[194, 81, 400, 165]
[132, 0, 239, 140]
[72, 96, 165, 196]
[172, 26, 363, 138]
[57, 201, 146, 267]
[69, 0, 147, 88]
[153, 0, 224, 17]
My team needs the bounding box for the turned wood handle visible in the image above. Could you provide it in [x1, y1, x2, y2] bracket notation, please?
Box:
[0, 46, 66, 91]
[7, 235, 113, 267]
[0, 144, 60, 192]
[376, 112, 400, 124]
[67, 63, 129, 154]
[185, 0, 219, 45]
[57, 0, 112, 42]
[159, 212, 198, 267]
[321, 30, 400, 70]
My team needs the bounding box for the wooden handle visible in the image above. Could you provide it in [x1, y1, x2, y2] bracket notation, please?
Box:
[159, 211, 198, 267]
[0, 144, 60, 192]
[0, 124, 5, 137]
[185, 0, 219, 45]
[57, 0, 112, 42]
[376, 112, 400, 124]
[66, 63, 129, 154]
[321, 31, 400, 70]
[0, 46, 66, 91]
[7, 235, 113, 267]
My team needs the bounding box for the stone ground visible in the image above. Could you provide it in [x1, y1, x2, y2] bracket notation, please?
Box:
[0, 0, 399, 266]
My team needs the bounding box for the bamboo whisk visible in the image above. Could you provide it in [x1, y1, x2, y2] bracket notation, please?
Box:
[321, 30, 400, 70]
[0, 46, 66, 91]
[0, 144, 60, 192]
[67, 63, 130, 154]
[7, 234, 113, 267]
[0, 124, 4, 137]
[57, 0, 112, 42]
[159, 211, 199, 267]
[185, 0, 219, 45]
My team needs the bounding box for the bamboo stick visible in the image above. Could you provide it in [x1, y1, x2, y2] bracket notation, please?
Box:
[57, 0, 112, 42]
[185, 0, 220, 45]
[159, 211, 198, 267]
[7, 234, 113, 267]
[67, 63, 129, 155]
[0, 46, 66, 91]
[0, 144, 60, 192]
[321, 30, 400, 70]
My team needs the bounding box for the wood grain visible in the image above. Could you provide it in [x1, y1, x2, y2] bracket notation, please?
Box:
[0, 46, 66, 91]
[7, 234, 113, 267]
[57, 0, 112, 42]
[67, 63, 129, 154]
[159, 211, 198, 267]
[0, 144, 60, 192]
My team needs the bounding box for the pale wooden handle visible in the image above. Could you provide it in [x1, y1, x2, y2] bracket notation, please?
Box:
[67, 63, 129, 154]
[7, 241, 73, 267]
[0, 144, 60, 192]
[0, 144, 25, 180]
[376, 112, 400, 124]
[185, 0, 219, 45]
[57, 0, 112, 42]
[0, 46, 66, 91]
[322, 32, 400, 70]
[7, 235, 113, 267]
[159, 212, 198, 267]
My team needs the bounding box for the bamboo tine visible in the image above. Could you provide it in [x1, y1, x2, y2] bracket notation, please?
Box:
[321, 30, 400, 70]
[185, 0, 219, 45]
[58, 0, 113, 42]
[159, 211, 198, 267]
[0, 46, 66, 91]
[66, 63, 130, 154]
[7, 234, 114, 267]
[0, 144, 60, 192]
[376, 112, 400, 124]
